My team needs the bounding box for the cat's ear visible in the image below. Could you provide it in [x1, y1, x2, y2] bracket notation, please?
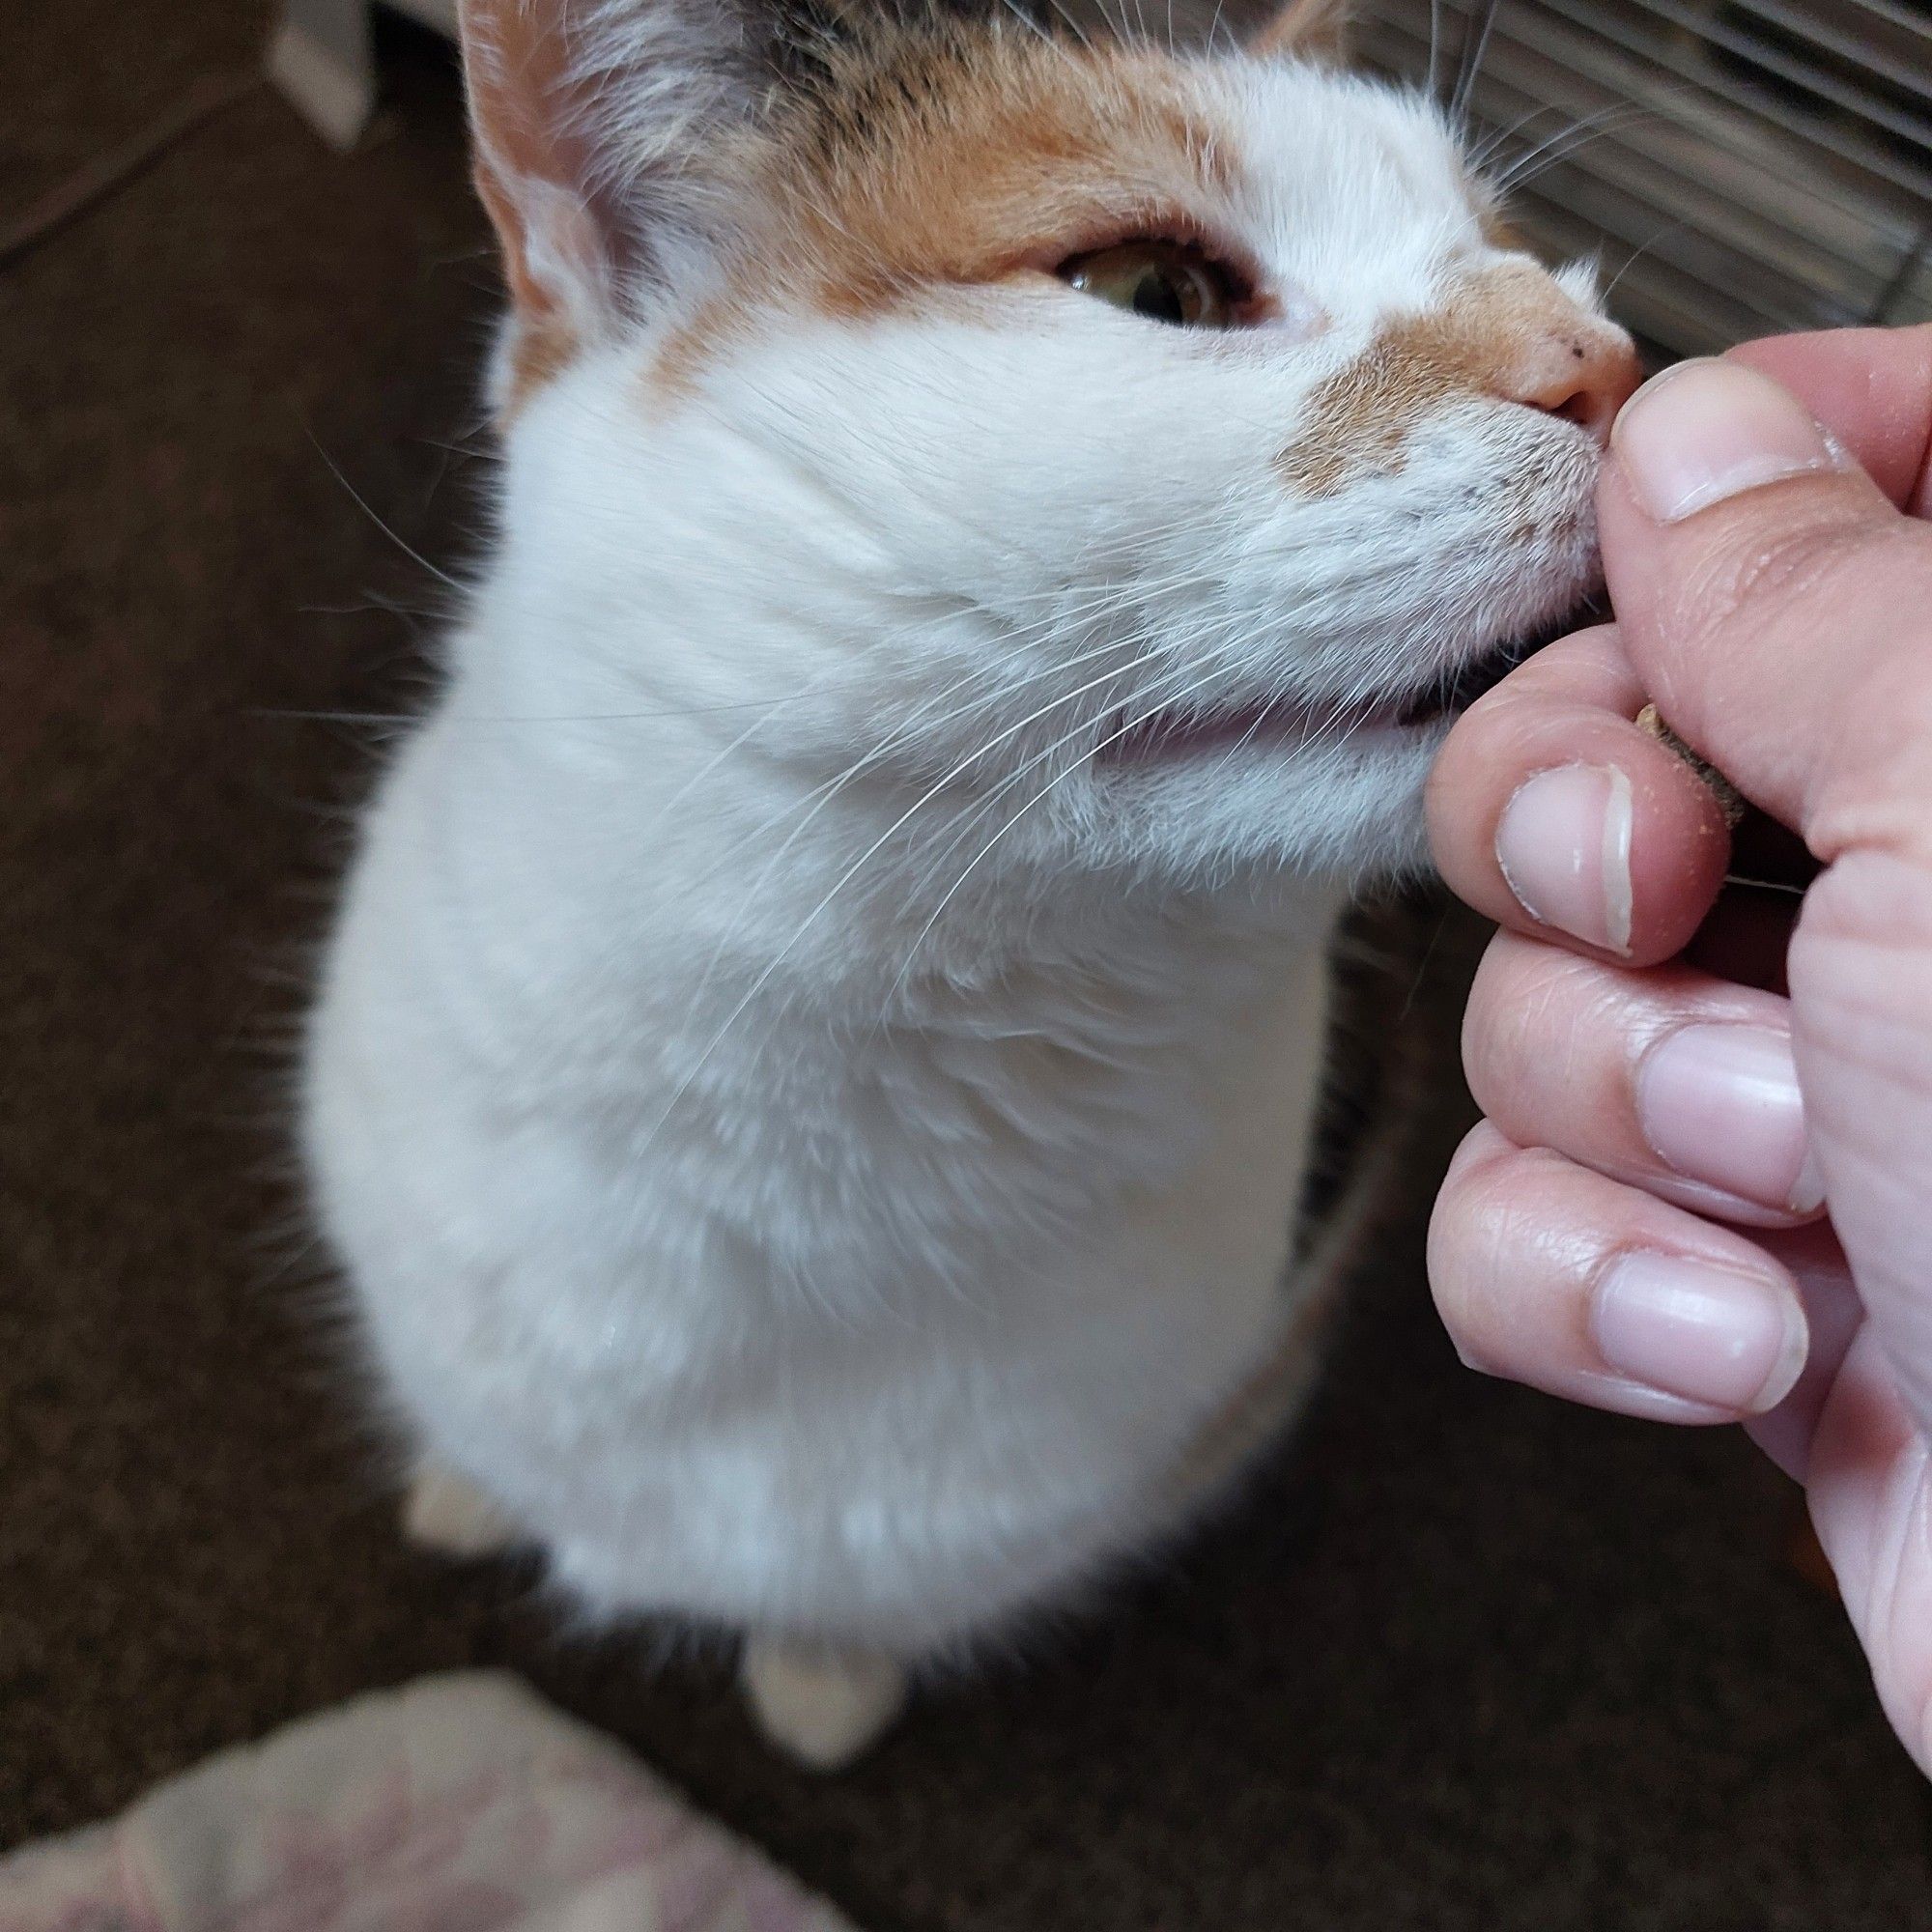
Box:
[1249, 0, 1350, 64]
[458, 0, 788, 371]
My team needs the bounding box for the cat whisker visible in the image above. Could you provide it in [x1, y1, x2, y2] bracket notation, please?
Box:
[670, 645, 1100, 896]
[886, 648, 1262, 995]
[991, 0, 1054, 44]
[254, 688, 858, 729]
[1490, 100, 1669, 194]
[1032, 0, 1098, 48]
[302, 424, 468, 594]
[1466, 98, 1572, 174]
[1602, 216, 1690, 301]
[876, 650, 1236, 1009]
[1449, 0, 1503, 125]
[675, 636, 1178, 1035]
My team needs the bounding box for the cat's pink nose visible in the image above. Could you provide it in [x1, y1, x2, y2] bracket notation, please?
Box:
[1494, 323, 1642, 445]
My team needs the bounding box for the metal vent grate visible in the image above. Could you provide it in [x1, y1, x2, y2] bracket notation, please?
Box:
[1353, 0, 1932, 353]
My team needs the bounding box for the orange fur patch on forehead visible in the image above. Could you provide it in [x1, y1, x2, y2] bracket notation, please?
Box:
[1277, 262, 1609, 496]
[643, 21, 1239, 402]
[698, 19, 1236, 343]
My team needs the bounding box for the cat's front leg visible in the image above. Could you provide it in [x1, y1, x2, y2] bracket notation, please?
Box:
[739, 1637, 909, 1771]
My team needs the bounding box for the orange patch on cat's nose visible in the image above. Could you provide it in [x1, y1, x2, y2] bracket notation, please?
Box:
[1278, 263, 1641, 494]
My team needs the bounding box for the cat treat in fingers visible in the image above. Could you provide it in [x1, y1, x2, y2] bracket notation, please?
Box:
[302, 0, 1637, 1767]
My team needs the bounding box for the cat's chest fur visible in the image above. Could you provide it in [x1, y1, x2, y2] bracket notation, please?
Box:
[307, 678, 1343, 1648]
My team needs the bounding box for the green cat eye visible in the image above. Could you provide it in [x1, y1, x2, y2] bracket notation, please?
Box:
[1058, 240, 1243, 328]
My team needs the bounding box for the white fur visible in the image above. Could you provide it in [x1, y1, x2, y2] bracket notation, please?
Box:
[303, 18, 1622, 1701]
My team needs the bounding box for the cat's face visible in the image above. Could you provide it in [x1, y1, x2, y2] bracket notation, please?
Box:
[466, 0, 1638, 892]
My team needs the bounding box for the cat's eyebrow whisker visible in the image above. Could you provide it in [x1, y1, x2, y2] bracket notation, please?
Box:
[1489, 101, 1668, 195]
[1466, 84, 1680, 181]
[1449, 0, 1502, 126]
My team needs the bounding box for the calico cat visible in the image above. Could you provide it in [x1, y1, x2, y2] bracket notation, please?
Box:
[301, 0, 1637, 1766]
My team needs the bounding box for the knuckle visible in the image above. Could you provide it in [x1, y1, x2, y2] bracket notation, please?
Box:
[1462, 940, 1605, 1112]
[1430, 1126, 1517, 1281]
[1437, 1119, 1519, 1196]
[1433, 1129, 1554, 1258]
[1429, 1137, 1577, 1336]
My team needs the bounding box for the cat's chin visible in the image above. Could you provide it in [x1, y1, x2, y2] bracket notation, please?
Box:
[1097, 700, 1440, 768]
[1097, 603, 1588, 772]
[1079, 715, 1443, 889]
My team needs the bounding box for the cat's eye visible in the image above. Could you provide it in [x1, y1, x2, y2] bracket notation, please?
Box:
[1057, 240, 1247, 328]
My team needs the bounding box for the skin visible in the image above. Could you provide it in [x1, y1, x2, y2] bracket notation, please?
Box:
[1424, 324, 1932, 1774]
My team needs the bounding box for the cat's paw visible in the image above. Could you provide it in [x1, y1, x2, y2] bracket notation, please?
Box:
[739, 1640, 907, 1771]
[401, 1462, 520, 1558]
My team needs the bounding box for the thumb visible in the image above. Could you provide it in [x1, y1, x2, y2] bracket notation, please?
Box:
[1598, 355, 1932, 868]
[1602, 355, 1932, 1441]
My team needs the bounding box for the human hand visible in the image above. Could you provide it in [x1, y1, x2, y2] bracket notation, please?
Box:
[1425, 326, 1932, 1772]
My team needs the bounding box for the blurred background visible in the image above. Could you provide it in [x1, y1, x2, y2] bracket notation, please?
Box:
[5, 3, 1931, 1926]
[1358, 0, 1932, 352]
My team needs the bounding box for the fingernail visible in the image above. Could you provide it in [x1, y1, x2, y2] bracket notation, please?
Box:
[1591, 1250, 1808, 1414]
[1612, 358, 1852, 524]
[1494, 764, 1634, 954]
[1637, 1024, 1823, 1215]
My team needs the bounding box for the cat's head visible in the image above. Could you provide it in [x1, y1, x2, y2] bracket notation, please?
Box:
[459, 0, 1637, 895]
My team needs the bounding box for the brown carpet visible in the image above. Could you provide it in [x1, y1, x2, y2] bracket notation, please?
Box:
[7, 9, 1932, 1925]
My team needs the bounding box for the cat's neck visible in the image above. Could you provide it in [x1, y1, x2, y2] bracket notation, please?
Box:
[355, 623, 1347, 1250]
[418, 634, 1342, 1046]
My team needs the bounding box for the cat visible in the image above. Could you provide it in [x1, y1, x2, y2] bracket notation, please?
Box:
[300, 0, 1638, 1767]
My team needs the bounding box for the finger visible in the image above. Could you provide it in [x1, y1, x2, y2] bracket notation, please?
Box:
[1787, 851, 1932, 1444]
[1429, 1122, 1809, 1421]
[1742, 1224, 1861, 1483]
[1424, 625, 1732, 964]
[1463, 930, 1823, 1229]
[1727, 327, 1932, 516]
[1599, 354, 1932, 858]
